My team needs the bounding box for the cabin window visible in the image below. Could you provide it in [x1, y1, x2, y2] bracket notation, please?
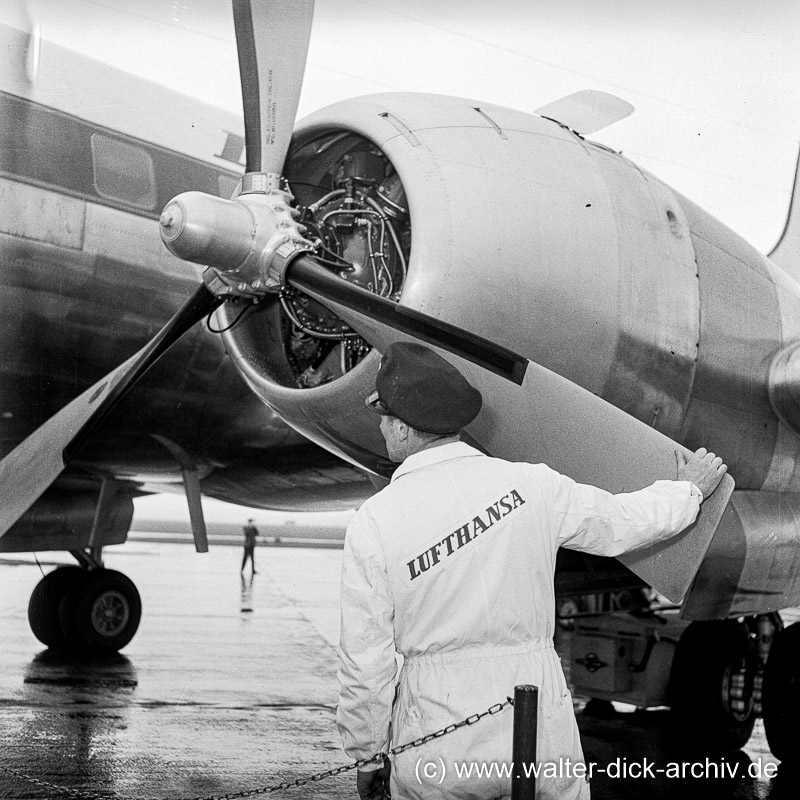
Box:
[91, 133, 156, 210]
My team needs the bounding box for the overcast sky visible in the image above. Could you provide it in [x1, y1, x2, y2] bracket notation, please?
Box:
[16, 0, 800, 254]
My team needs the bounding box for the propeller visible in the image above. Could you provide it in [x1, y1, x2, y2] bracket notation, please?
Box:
[159, 0, 528, 385]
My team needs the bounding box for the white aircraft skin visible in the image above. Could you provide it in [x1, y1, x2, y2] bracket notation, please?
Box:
[2, 0, 800, 760]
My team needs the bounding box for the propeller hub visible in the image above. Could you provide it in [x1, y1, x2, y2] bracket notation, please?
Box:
[160, 192, 255, 271]
[241, 172, 283, 195]
[159, 189, 314, 298]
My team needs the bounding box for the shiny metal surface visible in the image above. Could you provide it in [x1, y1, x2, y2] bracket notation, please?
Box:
[4, 25, 800, 635]
[237, 93, 795, 491]
[685, 491, 800, 620]
[679, 198, 782, 489]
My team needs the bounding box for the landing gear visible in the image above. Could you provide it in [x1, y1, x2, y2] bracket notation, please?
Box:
[28, 566, 84, 648]
[669, 620, 756, 753]
[762, 622, 800, 762]
[59, 569, 141, 653]
[28, 565, 141, 654]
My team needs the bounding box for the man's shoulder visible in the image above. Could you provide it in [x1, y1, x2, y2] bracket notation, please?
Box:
[348, 481, 407, 531]
[355, 485, 395, 515]
[459, 452, 553, 478]
[362, 454, 549, 504]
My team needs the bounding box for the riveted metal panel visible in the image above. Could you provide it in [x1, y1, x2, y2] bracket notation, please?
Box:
[83, 202, 198, 279]
[592, 155, 699, 440]
[677, 197, 781, 490]
[0, 178, 85, 249]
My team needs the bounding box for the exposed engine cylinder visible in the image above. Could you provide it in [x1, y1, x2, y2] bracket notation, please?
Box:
[276, 132, 410, 388]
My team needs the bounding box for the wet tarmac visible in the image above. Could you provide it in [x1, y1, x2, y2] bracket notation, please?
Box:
[0, 542, 796, 800]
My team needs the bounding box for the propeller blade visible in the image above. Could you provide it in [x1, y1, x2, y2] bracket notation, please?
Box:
[232, 0, 314, 175]
[0, 284, 220, 538]
[290, 263, 733, 603]
[287, 257, 528, 385]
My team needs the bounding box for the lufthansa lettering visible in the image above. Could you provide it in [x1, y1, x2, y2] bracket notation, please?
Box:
[407, 489, 526, 581]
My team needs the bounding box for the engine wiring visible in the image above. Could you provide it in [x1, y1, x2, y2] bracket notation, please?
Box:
[278, 291, 359, 341]
[277, 155, 410, 387]
[205, 301, 259, 334]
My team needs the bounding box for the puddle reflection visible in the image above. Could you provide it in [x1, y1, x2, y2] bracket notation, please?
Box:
[240, 573, 254, 614]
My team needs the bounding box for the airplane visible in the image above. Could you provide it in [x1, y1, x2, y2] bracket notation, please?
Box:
[2, 0, 799, 763]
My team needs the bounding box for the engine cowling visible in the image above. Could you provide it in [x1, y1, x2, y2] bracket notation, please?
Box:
[218, 92, 696, 477]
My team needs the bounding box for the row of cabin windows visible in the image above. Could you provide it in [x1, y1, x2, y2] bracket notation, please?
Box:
[0, 92, 241, 213]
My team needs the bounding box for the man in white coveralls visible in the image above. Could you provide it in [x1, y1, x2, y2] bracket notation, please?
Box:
[337, 342, 728, 800]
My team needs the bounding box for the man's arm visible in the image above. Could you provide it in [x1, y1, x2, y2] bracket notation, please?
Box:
[551, 448, 727, 557]
[336, 508, 397, 776]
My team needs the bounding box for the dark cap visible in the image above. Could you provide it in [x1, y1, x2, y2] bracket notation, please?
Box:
[365, 342, 482, 433]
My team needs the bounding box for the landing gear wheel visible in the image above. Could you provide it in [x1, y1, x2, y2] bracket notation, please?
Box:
[669, 620, 756, 754]
[59, 569, 141, 653]
[762, 622, 800, 762]
[27, 566, 84, 648]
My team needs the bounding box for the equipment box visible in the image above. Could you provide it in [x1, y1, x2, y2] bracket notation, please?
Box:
[569, 612, 688, 707]
[571, 631, 637, 693]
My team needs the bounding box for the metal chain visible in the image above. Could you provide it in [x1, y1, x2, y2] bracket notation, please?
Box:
[389, 697, 512, 758]
[1, 697, 513, 800]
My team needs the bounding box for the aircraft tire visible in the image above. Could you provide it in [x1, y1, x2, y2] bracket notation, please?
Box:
[669, 620, 756, 754]
[762, 621, 800, 762]
[27, 566, 85, 648]
[59, 569, 141, 654]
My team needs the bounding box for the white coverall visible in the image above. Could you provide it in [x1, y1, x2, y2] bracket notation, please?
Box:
[337, 442, 701, 799]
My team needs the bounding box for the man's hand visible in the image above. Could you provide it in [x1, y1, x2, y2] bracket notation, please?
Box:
[356, 759, 391, 799]
[676, 447, 727, 500]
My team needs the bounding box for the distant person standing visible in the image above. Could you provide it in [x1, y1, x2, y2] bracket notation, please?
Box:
[241, 518, 259, 575]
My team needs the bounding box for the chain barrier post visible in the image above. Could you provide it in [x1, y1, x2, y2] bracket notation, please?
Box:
[511, 684, 538, 800]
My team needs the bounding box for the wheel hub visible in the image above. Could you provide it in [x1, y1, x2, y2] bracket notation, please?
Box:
[722, 660, 754, 723]
[91, 590, 130, 637]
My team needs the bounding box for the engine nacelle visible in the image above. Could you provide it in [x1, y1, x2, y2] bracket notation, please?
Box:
[218, 93, 696, 477]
